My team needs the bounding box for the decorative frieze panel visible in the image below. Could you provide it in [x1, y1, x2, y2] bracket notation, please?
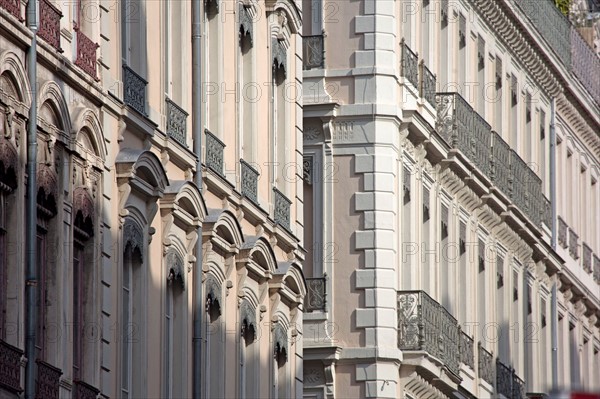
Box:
[273, 187, 291, 230]
[303, 35, 324, 70]
[0, 0, 22, 21]
[305, 277, 326, 312]
[401, 40, 419, 88]
[478, 342, 494, 385]
[397, 290, 461, 377]
[166, 98, 188, 147]
[0, 339, 23, 393]
[240, 159, 259, 204]
[205, 129, 225, 177]
[123, 65, 147, 116]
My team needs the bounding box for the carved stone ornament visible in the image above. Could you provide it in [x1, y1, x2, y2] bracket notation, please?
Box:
[239, 4, 253, 45]
[37, 165, 59, 203]
[272, 37, 287, 78]
[0, 137, 18, 190]
[166, 249, 186, 290]
[205, 276, 222, 314]
[3, 104, 14, 139]
[73, 186, 94, 221]
[272, 323, 288, 360]
[123, 219, 144, 261]
[240, 300, 257, 339]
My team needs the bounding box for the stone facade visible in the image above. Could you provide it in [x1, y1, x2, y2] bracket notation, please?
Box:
[302, 0, 600, 398]
[0, 0, 305, 398]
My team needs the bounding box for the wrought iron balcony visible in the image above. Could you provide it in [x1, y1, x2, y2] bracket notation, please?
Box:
[0, 339, 23, 393]
[74, 26, 99, 80]
[594, 255, 600, 282]
[419, 61, 437, 106]
[166, 98, 188, 147]
[123, 65, 147, 116]
[38, 0, 63, 52]
[491, 131, 511, 199]
[73, 380, 100, 399]
[472, 111, 492, 178]
[205, 129, 225, 178]
[558, 217, 568, 248]
[571, 26, 600, 107]
[459, 331, 474, 370]
[401, 40, 419, 89]
[509, 150, 528, 216]
[525, 167, 542, 227]
[36, 359, 62, 398]
[582, 242, 592, 273]
[542, 195, 552, 229]
[0, 0, 22, 20]
[397, 290, 461, 377]
[511, 0, 571, 67]
[303, 35, 324, 70]
[273, 187, 291, 230]
[569, 228, 579, 259]
[496, 359, 525, 399]
[305, 277, 326, 312]
[240, 159, 259, 203]
[478, 342, 494, 385]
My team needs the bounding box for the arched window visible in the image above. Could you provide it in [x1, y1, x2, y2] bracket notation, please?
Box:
[164, 248, 185, 398]
[121, 218, 144, 399]
[272, 324, 289, 398]
[204, 276, 223, 399]
[72, 187, 94, 384]
[239, 300, 258, 398]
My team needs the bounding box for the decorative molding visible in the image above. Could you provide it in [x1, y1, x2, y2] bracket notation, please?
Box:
[166, 249, 186, 290]
[123, 218, 144, 261]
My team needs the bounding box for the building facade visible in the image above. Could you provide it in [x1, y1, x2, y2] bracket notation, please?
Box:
[0, 0, 306, 398]
[302, 0, 600, 398]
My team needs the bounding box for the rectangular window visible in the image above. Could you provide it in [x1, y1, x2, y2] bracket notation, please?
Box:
[421, 185, 431, 293]
[439, 3, 449, 89]
[511, 74, 518, 149]
[440, 203, 450, 310]
[73, 244, 84, 380]
[540, 110, 547, 190]
[495, 56, 503, 135]
[121, 251, 132, 399]
[477, 35, 485, 114]
[36, 231, 47, 360]
[525, 93, 532, 162]
[0, 192, 6, 341]
[458, 14, 466, 94]
[477, 237, 486, 328]
[421, 0, 430, 64]
[458, 220, 467, 323]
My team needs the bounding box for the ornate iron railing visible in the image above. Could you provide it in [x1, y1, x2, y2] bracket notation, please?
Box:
[509, 150, 528, 215]
[571, 26, 600, 107]
[123, 65, 147, 116]
[558, 217, 568, 248]
[273, 188, 291, 230]
[305, 277, 326, 312]
[478, 342, 494, 385]
[401, 40, 419, 88]
[435, 92, 472, 156]
[459, 331, 475, 369]
[73, 380, 100, 399]
[36, 359, 62, 398]
[542, 195, 552, 228]
[240, 159, 259, 203]
[38, 0, 63, 52]
[472, 111, 492, 178]
[0, 0, 22, 20]
[511, 0, 571, 67]
[497, 359, 525, 399]
[0, 339, 23, 393]
[569, 228, 579, 259]
[303, 35, 324, 70]
[419, 61, 437, 106]
[491, 131, 511, 198]
[74, 26, 99, 80]
[594, 255, 600, 282]
[166, 98, 188, 147]
[205, 129, 225, 177]
[582, 242, 592, 273]
[397, 290, 461, 377]
[513, 374, 526, 399]
[525, 167, 542, 227]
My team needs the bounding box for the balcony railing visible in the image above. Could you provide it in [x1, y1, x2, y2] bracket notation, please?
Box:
[558, 217, 568, 248]
[36, 359, 62, 398]
[491, 131, 511, 199]
[303, 35, 324, 70]
[582, 242, 593, 273]
[459, 331, 474, 370]
[166, 98, 188, 147]
[123, 65, 147, 116]
[478, 342, 494, 385]
[205, 129, 225, 178]
[525, 167, 543, 227]
[397, 290, 461, 377]
[472, 111, 492, 178]
[496, 359, 525, 399]
[0, 339, 23, 393]
[240, 159, 259, 203]
[569, 228, 579, 259]
[74, 26, 99, 80]
[542, 195, 552, 229]
[38, 0, 63, 52]
[73, 380, 100, 399]
[401, 40, 419, 89]
[0, 0, 22, 20]
[594, 255, 600, 282]
[511, 0, 571, 67]
[305, 277, 326, 312]
[571, 26, 600, 106]
[419, 60, 437, 106]
[273, 188, 291, 230]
